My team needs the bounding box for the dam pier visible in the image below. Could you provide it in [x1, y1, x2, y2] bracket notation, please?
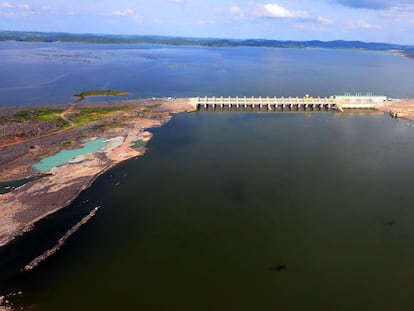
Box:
[189, 94, 388, 111]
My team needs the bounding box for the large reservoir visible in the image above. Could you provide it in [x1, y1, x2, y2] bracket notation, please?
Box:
[1, 42, 414, 107]
[1, 42, 414, 310]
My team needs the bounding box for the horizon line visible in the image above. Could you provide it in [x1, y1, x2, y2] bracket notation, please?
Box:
[1, 29, 413, 47]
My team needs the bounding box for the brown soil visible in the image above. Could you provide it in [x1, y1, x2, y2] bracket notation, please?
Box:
[379, 99, 414, 121]
[0, 98, 196, 249]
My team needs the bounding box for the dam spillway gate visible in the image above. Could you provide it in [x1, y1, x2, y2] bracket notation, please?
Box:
[189, 95, 386, 111]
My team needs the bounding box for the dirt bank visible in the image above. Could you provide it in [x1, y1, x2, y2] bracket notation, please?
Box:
[379, 99, 414, 121]
[0, 98, 196, 249]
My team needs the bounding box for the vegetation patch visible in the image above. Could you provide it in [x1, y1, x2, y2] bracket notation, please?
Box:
[132, 140, 145, 148]
[68, 106, 132, 127]
[74, 90, 128, 101]
[90, 120, 128, 132]
[0, 108, 69, 127]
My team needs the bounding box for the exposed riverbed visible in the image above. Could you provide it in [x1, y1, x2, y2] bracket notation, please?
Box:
[0, 98, 196, 250]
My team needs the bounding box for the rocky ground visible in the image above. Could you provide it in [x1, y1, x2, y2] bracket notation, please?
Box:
[0, 98, 196, 249]
[379, 99, 414, 121]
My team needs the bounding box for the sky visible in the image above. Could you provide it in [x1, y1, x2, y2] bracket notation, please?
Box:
[0, 0, 414, 45]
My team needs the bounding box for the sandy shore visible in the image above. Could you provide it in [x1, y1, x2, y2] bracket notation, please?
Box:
[0, 98, 196, 249]
[379, 99, 414, 121]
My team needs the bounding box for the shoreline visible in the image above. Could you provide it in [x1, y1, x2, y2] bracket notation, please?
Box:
[0, 98, 197, 249]
[378, 99, 414, 121]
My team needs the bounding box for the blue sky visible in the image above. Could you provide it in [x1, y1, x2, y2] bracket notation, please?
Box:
[1, 0, 413, 44]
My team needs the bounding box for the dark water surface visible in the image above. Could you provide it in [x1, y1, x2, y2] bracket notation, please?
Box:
[2, 42, 414, 310]
[2, 111, 414, 310]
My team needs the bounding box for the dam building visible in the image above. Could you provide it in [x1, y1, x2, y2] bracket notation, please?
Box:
[190, 93, 387, 111]
[334, 93, 387, 103]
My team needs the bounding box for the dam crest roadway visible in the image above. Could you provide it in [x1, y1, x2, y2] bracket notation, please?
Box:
[189, 94, 388, 112]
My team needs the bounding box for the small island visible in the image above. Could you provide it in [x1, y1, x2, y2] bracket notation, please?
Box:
[74, 89, 129, 101]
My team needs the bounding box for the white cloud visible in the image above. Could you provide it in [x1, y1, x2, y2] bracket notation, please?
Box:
[254, 3, 308, 19]
[109, 8, 143, 23]
[197, 19, 215, 25]
[295, 23, 326, 31]
[113, 9, 134, 16]
[17, 3, 30, 10]
[230, 6, 241, 14]
[169, 0, 186, 3]
[0, 2, 37, 17]
[317, 16, 334, 24]
[133, 14, 144, 23]
[22, 10, 36, 16]
[1, 2, 31, 10]
[230, 5, 244, 18]
[1, 1, 13, 8]
[17, 3, 31, 10]
[346, 20, 381, 29]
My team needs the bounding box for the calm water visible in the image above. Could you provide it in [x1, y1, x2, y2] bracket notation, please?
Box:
[1, 41, 414, 106]
[1, 43, 414, 310]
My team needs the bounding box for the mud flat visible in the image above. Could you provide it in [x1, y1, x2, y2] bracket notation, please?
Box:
[0, 98, 196, 249]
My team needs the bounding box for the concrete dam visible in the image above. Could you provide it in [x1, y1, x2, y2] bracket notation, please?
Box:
[190, 94, 388, 111]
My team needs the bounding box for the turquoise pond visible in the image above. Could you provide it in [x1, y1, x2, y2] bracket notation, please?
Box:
[33, 139, 107, 172]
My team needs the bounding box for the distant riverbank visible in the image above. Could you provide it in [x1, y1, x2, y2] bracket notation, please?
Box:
[1, 30, 413, 61]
